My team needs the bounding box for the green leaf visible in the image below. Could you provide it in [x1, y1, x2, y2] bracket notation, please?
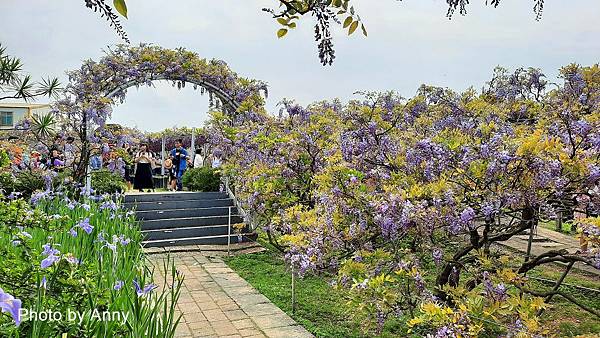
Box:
[277, 28, 288, 38]
[277, 18, 288, 26]
[288, 22, 297, 29]
[113, 0, 128, 18]
[361, 23, 368, 37]
[343, 16, 353, 28]
[348, 21, 359, 35]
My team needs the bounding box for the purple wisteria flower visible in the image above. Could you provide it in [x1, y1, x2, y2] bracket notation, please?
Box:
[0, 287, 22, 326]
[133, 279, 157, 297]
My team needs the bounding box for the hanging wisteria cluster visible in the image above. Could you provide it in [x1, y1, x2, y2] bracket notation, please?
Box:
[208, 63, 600, 336]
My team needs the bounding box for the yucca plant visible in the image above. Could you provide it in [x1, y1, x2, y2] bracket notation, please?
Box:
[30, 113, 57, 140]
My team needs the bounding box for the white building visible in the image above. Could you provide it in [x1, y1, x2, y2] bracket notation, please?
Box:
[0, 103, 51, 130]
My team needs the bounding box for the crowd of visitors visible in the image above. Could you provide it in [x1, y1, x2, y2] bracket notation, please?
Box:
[2, 134, 221, 193]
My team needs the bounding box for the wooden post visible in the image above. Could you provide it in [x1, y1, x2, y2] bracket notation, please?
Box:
[556, 210, 563, 232]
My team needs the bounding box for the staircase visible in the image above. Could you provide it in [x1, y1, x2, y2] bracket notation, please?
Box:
[124, 192, 254, 248]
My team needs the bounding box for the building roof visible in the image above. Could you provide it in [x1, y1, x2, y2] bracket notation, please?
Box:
[0, 102, 50, 109]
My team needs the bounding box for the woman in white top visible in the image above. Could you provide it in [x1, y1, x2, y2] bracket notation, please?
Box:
[133, 143, 155, 192]
[193, 147, 205, 168]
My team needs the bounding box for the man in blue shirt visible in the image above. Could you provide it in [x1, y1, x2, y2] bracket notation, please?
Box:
[170, 139, 188, 191]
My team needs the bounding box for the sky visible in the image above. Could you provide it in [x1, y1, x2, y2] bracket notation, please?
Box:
[1, 0, 599, 132]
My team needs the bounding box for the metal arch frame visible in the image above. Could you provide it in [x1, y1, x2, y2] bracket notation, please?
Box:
[84, 74, 242, 195]
[103, 74, 241, 112]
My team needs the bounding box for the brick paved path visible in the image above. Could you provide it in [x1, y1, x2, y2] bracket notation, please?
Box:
[149, 252, 314, 338]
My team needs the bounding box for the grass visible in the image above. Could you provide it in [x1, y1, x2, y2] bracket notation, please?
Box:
[224, 249, 367, 337]
[225, 240, 600, 338]
[539, 219, 577, 235]
[529, 264, 600, 336]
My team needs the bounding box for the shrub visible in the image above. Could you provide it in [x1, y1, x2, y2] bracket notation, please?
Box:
[91, 169, 127, 194]
[182, 167, 221, 192]
[0, 149, 9, 168]
[0, 172, 14, 194]
[14, 170, 45, 196]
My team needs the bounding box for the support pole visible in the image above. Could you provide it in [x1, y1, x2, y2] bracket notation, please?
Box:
[291, 266, 296, 314]
[227, 206, 232, 256]
[161, 136, 165, 176]
[556, 210, 563, 232]
[191, 128, 195, 155]
[84, 118, 93, 196]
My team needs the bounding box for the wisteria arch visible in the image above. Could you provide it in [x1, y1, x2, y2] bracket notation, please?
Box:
[52, 44, 268, 181]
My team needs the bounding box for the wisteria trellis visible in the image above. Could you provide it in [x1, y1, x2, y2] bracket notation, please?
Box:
[50, 43, 268, 181]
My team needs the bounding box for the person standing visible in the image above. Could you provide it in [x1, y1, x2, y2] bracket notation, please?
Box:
[63, 136, 76, 169]
[133, 143, 155, 192]
[170, 139, 188, 191]
[164, 158, 176, 191]
[193, 147, 205, 168]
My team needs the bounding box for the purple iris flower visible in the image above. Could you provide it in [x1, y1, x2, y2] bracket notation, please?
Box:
[7, 192, 21, 200]
[65, 254, 80, 265]
[77, 218, 94, 235]
[114, 281, 124, 291]
[40, 276, 47, 289]
[0, 287, 22, 326]
[41, 244, 61, 269]
[41, 254, 60, 269]
[69, 228, 78, 237]
[133, 279, 157, 297]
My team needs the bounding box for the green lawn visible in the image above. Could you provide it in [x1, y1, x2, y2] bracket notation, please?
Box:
[224, 248, 370, 337]
[224, 242, 600, 338]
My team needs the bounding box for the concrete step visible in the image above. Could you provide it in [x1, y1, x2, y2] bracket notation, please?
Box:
[142, 224, 250, 241]
[136, 206, 238, 220]
[127, 198, 234, 211]
[143, 233, 253, 247]
[124, 192, 228, 203]
[141, 215, 244, 230]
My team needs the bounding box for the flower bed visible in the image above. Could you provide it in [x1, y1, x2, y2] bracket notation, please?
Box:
[0, 192, 182, 337]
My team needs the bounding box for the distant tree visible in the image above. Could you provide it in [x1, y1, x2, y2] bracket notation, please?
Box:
[0, 44, 61, 101]
[85, 0, 546, 66]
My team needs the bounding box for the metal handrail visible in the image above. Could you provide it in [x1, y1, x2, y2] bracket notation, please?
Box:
[222, 175, 256, 231]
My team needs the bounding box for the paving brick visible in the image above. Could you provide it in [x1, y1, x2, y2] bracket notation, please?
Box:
[224, 309, 248, 321]
[251, 313, 296, 330]
[232, 318, 256, 330]
[211, 321, 239, 336]
[203, 309, 228, 322]
[197, 301, 220, 311]
[238, 328, 264, 337]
